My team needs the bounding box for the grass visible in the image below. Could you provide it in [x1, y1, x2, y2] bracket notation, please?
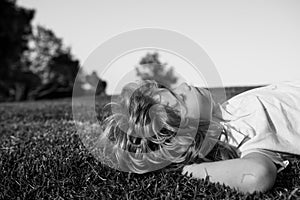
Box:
[1, 97, 300, 199]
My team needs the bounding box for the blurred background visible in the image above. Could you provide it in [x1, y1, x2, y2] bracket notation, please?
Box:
[1, 0, 300, 102]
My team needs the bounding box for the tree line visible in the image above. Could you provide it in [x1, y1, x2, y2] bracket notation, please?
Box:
[0, 0, 107, 102]
[0, 0, 178, 102]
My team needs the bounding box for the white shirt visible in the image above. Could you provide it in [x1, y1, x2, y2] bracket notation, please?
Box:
[214, 81, 300, 172]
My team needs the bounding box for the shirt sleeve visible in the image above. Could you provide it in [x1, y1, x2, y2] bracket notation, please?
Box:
[241, 148, 290, 173]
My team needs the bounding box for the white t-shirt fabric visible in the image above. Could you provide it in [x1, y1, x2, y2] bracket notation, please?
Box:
[214, 80, 300, 172]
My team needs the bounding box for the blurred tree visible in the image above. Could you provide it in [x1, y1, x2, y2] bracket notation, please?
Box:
[0, 0, 39, 101]
[85, 71, 107, 96]
[0, 0, 34, 78]
[26, 25, 63, 83]
[26, 25, 86, 100]
[30, 50, 82, 100]
[0, 0, 100, 101]
[136, 52, 178, 89]
[48, 50, 80, 87]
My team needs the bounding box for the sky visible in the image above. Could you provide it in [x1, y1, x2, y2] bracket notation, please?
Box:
[18, 0, 300, 95]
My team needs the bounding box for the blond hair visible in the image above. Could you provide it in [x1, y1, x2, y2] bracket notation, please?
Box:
[100, 80, 238, 173]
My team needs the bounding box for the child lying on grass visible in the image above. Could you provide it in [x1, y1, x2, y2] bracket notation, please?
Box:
[100, 80, 300, 193]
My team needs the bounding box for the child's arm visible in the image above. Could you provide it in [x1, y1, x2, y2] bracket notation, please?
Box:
[182, 152, 277, 193]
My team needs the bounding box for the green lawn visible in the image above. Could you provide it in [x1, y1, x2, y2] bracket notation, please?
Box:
[1, 98, 300, 199]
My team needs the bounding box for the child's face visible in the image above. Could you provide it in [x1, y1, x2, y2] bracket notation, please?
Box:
[159, 82, 213, 121]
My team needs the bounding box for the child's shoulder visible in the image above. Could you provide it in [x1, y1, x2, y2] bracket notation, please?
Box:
[223, 80, 300, 113]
